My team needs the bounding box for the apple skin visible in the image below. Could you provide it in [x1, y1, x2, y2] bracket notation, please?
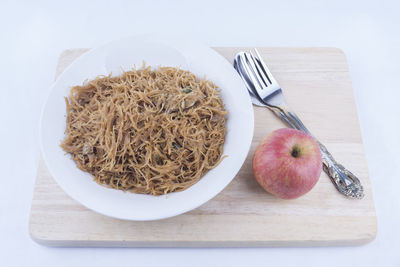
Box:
[253, 128, 322, 199]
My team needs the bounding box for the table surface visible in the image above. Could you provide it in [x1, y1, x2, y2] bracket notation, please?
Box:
[1, 0, 399, 266]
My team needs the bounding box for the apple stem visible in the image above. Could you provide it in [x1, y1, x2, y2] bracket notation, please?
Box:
[291, 146, 301, 158]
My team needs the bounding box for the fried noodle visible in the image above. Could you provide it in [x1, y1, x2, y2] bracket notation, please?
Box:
[61, 66, 227, 195]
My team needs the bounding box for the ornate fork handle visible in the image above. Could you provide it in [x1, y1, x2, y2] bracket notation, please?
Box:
[271, 105, 364, 199]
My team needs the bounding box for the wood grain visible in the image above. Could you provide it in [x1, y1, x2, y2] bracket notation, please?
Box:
[29, 47, 377, 247]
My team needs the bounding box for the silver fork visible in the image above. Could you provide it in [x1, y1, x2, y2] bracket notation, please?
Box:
[234, 49, 364, 199]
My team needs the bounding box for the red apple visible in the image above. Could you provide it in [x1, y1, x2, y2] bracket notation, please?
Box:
[253, 128, 322, 199]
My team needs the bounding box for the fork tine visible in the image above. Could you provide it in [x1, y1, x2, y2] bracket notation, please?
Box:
[243, 52, 267, 90]
[244, 53, 269, 90]
[254, 48, 279, 86]
[238, 54, 265, 100]
[234, 55, 257, 97]
[249, 51, 270, 87]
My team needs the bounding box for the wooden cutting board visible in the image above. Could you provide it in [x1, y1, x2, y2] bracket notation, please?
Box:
[29, 47, 377, 247]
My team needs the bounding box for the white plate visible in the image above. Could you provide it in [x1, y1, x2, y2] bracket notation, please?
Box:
[40, 35, 254, 221]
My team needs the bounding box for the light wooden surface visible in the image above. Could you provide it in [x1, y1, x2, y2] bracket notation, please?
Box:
[29, 47, 377, 247]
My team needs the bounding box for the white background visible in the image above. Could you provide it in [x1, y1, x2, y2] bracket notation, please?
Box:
[1, 0, 399, 266]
